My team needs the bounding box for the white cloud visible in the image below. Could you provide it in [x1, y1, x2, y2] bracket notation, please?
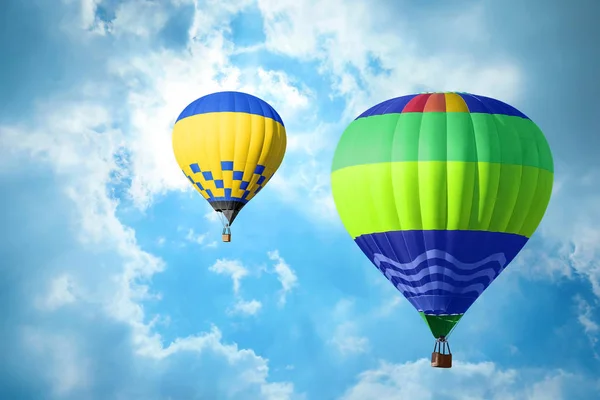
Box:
[228, 299, 263, 316]
[184, 227, 217, 248]
[575, 295, 599, 355]
[260, 382, 297, 400]
[140, 325, 301, 397]
[340, 359, 596, 400]
[267, 250, 298, 306]
[257, 0, 523, 117]
[330, 322, 370, 356]
[209, 259, 249, 295]
[186, 228, 208, 245]
[328, 298, 370, 356]
[524, 171, 600, 298]
[268, 158, 339, 224]
[37, 274, 78, 311]
[68, 0, 107, 34]
[248, 68, 312, 120]
[205, 240, 219, 248]
[110, 0, 169, 38]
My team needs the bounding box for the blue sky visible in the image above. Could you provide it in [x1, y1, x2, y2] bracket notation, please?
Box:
[1, 0, 600, 399]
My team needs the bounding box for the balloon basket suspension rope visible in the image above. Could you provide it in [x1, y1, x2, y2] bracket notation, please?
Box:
[431, 336, 452, 368]
[217, 211, 231, 242]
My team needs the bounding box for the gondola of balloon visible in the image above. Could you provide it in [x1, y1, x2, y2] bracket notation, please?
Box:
[331, 92, 554, 368]
[172, 91, 287, 242]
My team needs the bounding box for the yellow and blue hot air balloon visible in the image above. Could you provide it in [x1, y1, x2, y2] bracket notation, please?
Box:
[331, 92, 554, 368]
[172, 91, 287, 242]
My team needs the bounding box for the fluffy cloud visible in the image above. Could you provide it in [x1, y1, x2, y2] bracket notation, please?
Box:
[36, 274, 79, 312]
[267, 250, 298, 306]
[228, 299, 263, 316]
[328, 299, 370, 356]
[185, 228, 217, 248]
[340, 359, 599, 400]
[209, 252, 297, 312]
[257, 0, 523, 117]
[209, 259, 250, 295]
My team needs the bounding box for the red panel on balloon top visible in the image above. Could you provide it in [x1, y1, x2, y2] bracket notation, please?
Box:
[402, 93, 432, 113]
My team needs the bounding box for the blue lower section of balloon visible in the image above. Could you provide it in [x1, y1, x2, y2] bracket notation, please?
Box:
[354, 230, 529, 315]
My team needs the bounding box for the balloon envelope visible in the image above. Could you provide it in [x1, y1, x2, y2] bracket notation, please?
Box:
[331, 92, 554, 338]
[172, 91, 286, 225]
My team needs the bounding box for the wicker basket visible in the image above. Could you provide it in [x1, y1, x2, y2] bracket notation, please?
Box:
[431, 338, 452, 368]
[431, 351, 452, 368]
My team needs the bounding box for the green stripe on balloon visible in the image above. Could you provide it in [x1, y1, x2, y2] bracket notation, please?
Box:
[331, 161, 553, 238]
[331, 112, 554, 173]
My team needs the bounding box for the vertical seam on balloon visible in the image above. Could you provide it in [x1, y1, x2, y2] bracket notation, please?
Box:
[382, 98, 396, 115]
[195, 116, 210, 202]
[512, 122, 543, 235]
[262, 105, 280, 193]
[361, 136, 378, 241]
[387, 113, 415, 310]
[242, 97, 255, 201]
[202, 114, 216, 206]
[474, 96, 502, 232]
[272, 112, 286, 183]
[257, 99, 272, 185]
[247, 95, 259, 196]
[500, 115, 524, 233]
[275, 123, 287, 179]
[466, 100, 479, 231]
[264, 122, 280, 190]
[252, 99, 270, 198]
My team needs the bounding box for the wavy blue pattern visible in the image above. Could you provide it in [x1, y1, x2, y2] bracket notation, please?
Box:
[355, 230, 529, 315]
[374, 250, 506, 296]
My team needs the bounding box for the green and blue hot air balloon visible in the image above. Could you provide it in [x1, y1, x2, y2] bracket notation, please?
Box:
[330, 92, 554, 368]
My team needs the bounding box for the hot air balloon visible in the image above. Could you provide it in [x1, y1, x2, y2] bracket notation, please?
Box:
[172, 91, 286, 242]
[330, 92, 554, 368]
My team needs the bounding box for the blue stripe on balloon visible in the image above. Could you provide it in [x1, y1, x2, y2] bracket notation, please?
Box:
[354, 93, 530, 120]
[354, 230, 528, 315]
[175, 91, 284, 126]
[458, 93, 530, 119]
[355, 94, 417, 119]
